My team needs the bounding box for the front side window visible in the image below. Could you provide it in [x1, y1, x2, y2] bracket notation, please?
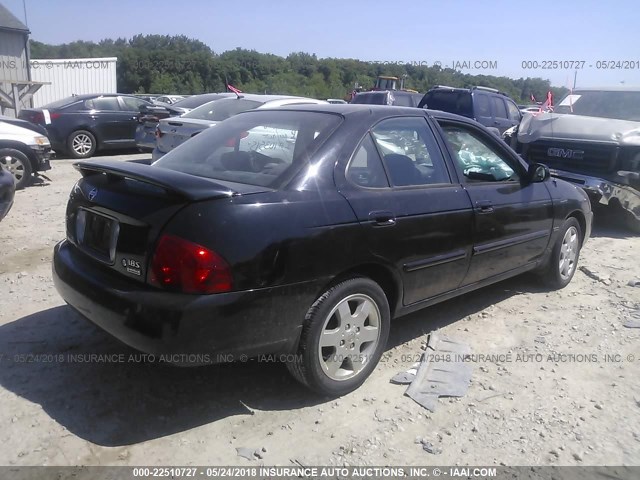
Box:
[370, 117, 451, 187]
[474, 94, 491, 118]
[506, 100, 521, 121]
[492, 97, 508, 119]
[120, 96, 147, 111]
[154, 111, 342, 188]
[440, 124, 519, 182]
[85, 97, 120, 111]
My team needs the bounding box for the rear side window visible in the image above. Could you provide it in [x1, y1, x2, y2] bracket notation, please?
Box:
[346, 135, 390, 188]
[154, 111, 342, 188]
[422, 91, 473, 117]
[393, 94, 413, 107]
[370, 117, 450, 187]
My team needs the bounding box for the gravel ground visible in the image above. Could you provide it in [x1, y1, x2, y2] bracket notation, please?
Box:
[0, 153, 639, 467]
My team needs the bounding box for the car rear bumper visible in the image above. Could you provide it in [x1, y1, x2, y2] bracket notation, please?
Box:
[549, 169, 640, 220]
[53, 240, 319, 363]
[135, 125, 156, 151]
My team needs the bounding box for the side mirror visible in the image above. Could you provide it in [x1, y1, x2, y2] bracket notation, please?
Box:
[529, 163, 550, 183]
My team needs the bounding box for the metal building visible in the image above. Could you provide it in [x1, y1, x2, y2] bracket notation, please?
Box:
[0, 2, 45, 117]
[30, 57, 118, 107]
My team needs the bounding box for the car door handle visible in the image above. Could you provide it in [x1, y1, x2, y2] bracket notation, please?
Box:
[475, 200, 494, 213]
[369, 211, 396, 226]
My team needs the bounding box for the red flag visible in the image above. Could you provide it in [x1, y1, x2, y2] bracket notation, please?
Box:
[227, 84, 242, 94]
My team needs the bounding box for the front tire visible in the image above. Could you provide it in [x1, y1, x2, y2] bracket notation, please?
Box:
[287, 277, 390, 396]
[67, 130, 96, 159]
[0, 148, 32, 190]
[541, 217, 582, 289]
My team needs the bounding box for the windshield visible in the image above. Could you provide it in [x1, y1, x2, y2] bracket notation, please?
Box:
[153, 111, 342, 188]
[422, 91, 473, 117]
[183, 98, 263, 121]
[554, 90, 640, 121]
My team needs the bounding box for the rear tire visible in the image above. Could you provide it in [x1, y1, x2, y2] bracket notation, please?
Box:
[287, 277, 390, 396]
[540, 217, 582, 289]
[0, 148, 32, 190]
[67, 130, 96, 159]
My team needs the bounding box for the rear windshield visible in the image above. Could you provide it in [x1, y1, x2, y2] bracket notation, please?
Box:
[42, 96, 82, 109]
[422, 91, 473, 117]
[172, 94, 231, 109]
[153, 111, 343, 188]
[183, 98, 263, 121]
[554, 90, 640, 121]
[351, 93, 388, 105]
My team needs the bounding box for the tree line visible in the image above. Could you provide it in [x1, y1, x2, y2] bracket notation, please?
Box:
[29, 34, 567, 103]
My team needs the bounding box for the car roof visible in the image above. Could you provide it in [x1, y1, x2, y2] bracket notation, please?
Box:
[247, 103, 466, 121]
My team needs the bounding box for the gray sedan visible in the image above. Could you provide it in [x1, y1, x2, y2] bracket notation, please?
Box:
[151, 94, 327, 161]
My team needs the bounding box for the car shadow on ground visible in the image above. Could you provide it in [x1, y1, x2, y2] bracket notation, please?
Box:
[0, 273, 547, 447]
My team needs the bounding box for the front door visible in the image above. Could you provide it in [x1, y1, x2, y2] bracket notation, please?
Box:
[436, 120, 553, 285]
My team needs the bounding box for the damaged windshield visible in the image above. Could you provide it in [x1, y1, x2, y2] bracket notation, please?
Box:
[554, 90, 640, 121]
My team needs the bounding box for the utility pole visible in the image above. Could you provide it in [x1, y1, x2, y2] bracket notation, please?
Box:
[573, 70, 577, 89]
[22, 0, 29, 27]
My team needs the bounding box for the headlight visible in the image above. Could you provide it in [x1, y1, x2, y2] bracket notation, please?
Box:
[34, 136, 50, 146]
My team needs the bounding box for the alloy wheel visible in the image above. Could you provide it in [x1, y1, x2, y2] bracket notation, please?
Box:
[318, 294, 381, 381]
[558, 225, 579, 280]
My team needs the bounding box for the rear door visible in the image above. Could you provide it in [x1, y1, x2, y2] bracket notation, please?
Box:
[490, 96, 516, 134]
[472, 92, 493, 126]
[338, 116, 474, 305]
[435, 119, 553, 285]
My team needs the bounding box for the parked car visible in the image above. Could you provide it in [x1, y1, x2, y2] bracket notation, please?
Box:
[135, 93, 235, 152]
[351, 90, 423, 107]
[155, 95, 185, 104]
[418, 86, 522, 135]
[18, 94, 154, 159]
[0, 114, 48, 136]
[513, 86, 640, 233]
[0, 118, 53, 189]
[53, 104, 592, 396]
[0, 162, 15, 221]
[152, 94, 328, 161]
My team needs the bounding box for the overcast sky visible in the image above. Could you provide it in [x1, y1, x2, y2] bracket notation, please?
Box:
[4, 0, 639, 87]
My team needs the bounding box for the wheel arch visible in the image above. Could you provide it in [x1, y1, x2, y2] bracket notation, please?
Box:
[0, 141, 38, 169]
[566, 209, 587, 245]
[319, 262, 402, 318]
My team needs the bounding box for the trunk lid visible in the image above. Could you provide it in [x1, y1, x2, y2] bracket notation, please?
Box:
[67, 159, 270, 283]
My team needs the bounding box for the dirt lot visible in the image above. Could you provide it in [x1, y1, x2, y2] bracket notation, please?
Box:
[1, 153, 639, 467]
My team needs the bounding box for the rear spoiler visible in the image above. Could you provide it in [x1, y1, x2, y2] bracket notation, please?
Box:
[74, 159, 261, 201]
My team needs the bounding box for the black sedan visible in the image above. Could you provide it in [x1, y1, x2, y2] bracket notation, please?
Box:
[0, 162, 16, 221]
[19, 94, 153, 159]
[52, 105, 593, 396]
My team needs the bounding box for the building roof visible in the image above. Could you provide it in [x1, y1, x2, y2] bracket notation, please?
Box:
[0, 2, 29, 33]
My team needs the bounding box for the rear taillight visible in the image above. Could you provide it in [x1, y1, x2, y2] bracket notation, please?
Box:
[149, 234, 232, 294]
